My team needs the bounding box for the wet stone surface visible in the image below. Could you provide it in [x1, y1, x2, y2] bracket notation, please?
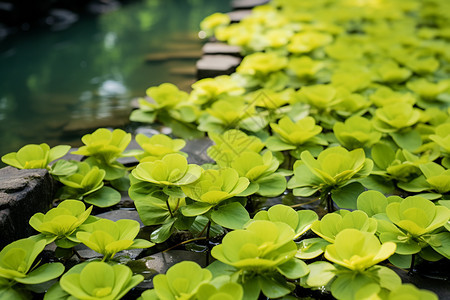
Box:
[196, 55, 242, 79]
[202, 42, 242, 57]
[0, 167, 55, 248]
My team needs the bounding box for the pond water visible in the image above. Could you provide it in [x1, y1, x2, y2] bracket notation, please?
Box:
[0, 0, 230, 161]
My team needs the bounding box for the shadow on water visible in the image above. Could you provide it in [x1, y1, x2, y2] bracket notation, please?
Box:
[0, 0, 230, 161]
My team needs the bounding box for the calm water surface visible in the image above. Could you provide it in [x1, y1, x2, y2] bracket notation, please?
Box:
[0, 0, 230, 160]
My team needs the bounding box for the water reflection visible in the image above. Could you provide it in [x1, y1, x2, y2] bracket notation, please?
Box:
[0, 0, 230, 159]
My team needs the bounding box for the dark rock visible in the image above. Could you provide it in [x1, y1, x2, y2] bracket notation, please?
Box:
[202, 42, 242, 57]
[196, 55, 242, 80]
[227, 9, 252, 23]
[231, 0, 270, 10]
[0, 167, 56, 249]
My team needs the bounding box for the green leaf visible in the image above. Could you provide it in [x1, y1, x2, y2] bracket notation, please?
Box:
[84, 186, 121, 208]
[331, 273, 373, 300]
[295, 238, 329, 259]
[390, 130, 422, 152]
[15, 263, 64, 285]
[150, 220, 175, 243]
[50, 160, 78, 176]
[211, 202, 250, 229]
[259, 276, 292, 299]
[331, 182, 365, 209]
[388, 253, 412, 268]
[181, 202, 214, 217]
[357, 190, 389, 217]
[255, 173, 286, 197]
[359, 175, 395, 194]
[303, 261, 336, 287]
[276, 259, 309, 279]
[372, 143, 395, 170]
[130, 110, 156, 123]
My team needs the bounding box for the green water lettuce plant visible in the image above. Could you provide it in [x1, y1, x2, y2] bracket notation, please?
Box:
[288, 147, 373, 210]
[181, 168, 250, 229]
[369, 86, 416, 108]
[189, 75, 244, 107]
[207, 130, 264, 166]
[76, 218, 154, 261]
[134, 133, 186, 163]
[429, 122, 450, 168]
[211, 220, 309, 300]
[56, 161, 121, 207]
[266, 116, 326, 157]
[200, 13, 231, 38]
[323, 229, 400, 300]
[132, 153, 202, 187]
[0, 238, 64, 299]
[398, 162, 450, 198]
[234, 52, 288, 90]
[365, 143, 431, 194]
[130, 83, 201, 139]
[71, 128, 131, 180]
[46, 261, 143, 300]
[372, 102, 423, 151]
[228, 151, 286, 197]
[1, 143, 70, 172]
[252, 204, 318, 239]
[139, 261, 212, 300]
[29, 200, 94, 248]
[297, 210, 377, 260]
[387, 284, 438, 300]
[406, 78, 450, 109]
[333, 115, 382, 150]
[377, 196, 450, 265]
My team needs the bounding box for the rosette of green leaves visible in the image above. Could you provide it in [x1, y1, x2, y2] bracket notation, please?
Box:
[45, 261, 143, 300]
[296, 210, 377, 260]
[130, 154, 201, 243]
[387, 284, 438, 300]
[430, 122, 450, 168]
[0, 238, 64, 299]
[211, 220, 309, 300]
[296, 84, 341, 112]
[1, 143, 70, 171]
[130, 83, 200, 139]
[134, 133, 186, 163]
[198, 96, 267, 133]
[374, 60, 412, 83]
[406, 78, 450, 109]
[56, 161, 121, 207]
[369, 86, 416, 108]
[181, 168, 250, 229]
[287, 31, 333, 54]
[286, 55, 325, 82]
[372, 102, 423, 151]
[252, 204, 318, 239]
[287, 147, 373, 209]
[207, 130, 265, 166]
[266, 116, 326, 157]
[132, 153, 202, 187]
[71, 128, 131, 180]
[333, 116, 382, 150]
[189, 75, 244, 107]
[397, 162, 450, 198]
[377, 196, 450, 263]
[365, 143, 431, 194]
[29, 200, 95, 248]
[139, 261, 212, 300]
[316, 229, 400, 300]
[200, 13, 230, 38]
[234, 52, 289, 90]
[76, 218, 154, 261]
[226, 151, 286, 197]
